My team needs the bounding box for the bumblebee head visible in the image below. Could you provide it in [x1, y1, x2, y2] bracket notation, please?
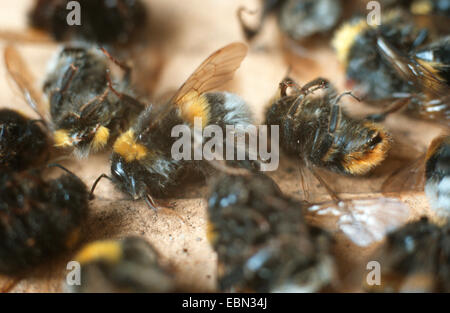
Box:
[54, 114, 110, 156]
[110, 153, 147, 200]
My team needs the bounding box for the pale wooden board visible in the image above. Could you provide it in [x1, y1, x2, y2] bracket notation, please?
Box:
[0, 0, 444, 292]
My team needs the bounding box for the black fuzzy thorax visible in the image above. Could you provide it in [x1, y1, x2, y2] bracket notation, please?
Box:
[111, 105, 188, 199]
[207, 174, 332, 292]
[29, 0, 147, 44]
[0, 109, 48, 171]
[0, 170, 88, 274]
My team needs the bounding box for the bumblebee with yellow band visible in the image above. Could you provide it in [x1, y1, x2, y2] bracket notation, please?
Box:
[90, 42, 254, 204]
[333, 10, 450, 125]
[67, 237, 175, 293]
[5, 44, 145, 159]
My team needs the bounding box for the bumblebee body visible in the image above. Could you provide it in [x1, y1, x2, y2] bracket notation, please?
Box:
[111, 91, 253, 199]
[333, 12, 450, 124]
[104, 43, 252, 201]
[425, 135, 450, 218]
[333, 12, 423, 100]
[0, 170, 88, 274]
[29, 0, 147, 44]
[369, 218, 450, 292]
[265, 77, 391, 176]
[66, 237, 175, 293]
[0, 109, 48, 171]
[207, 173, 335, 292]
[239, 0, 342, 41]
[44, 46, 144, 157]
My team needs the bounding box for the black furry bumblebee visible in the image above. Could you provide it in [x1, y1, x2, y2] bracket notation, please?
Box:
[90, 43, 253, 206]
[0, 109, 48, 171]
[265, 76, 391, 177]
[333, 11, 450, 124]
[5, 44, 144, 158]
[28, 0, 147, 44]
[239, 0, 342, 41]
[66, 237, 175, 293]
[207, 173, 335, 292]
[367, 217, 450, 292]
[0, 167, 89, 274]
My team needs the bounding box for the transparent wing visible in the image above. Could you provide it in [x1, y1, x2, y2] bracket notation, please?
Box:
[172, 42, 248, 106]
[4, 45, 49, 123]
[307, 197, 410, 247]
[143, 42, 248, 133]
[377, 37, 449, 98]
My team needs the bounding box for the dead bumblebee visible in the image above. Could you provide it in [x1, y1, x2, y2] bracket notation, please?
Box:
[5, 44, 144, 158]
[65, 237, 175, 293]
[377, 0, 450, 17]
[366, 217, 450, 292]
[207, 173, 335, 292]
[0, 166, 89, 274]
[28, 0, 147, 44]
[265, 76, 391, 176]
[90, 43, 253, 206]
[239, 0, 342, 41]
[333, 11, 450, 124]
[0, 109, 48, 171]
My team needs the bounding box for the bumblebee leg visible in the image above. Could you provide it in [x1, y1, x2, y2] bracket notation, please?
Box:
[100, 47, 131, 82]
[328, 104, 342, 134]
[365, 97, 410, 122]
[301, 77, 330, 95]
[89, 174, 112, 200]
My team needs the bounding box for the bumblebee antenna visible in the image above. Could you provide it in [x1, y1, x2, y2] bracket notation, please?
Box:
[89, 174, 112, 200]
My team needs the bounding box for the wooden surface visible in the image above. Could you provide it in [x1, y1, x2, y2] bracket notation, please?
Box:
[0, 0, 445, 292]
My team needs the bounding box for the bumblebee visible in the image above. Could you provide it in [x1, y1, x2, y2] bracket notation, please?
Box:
[66, 237, 175, 293]
[90, 43, 253, 205]
[0, 109, 48, 171]
[28, 0, 147, 44]
[366, 217, 450, 292]
[333, 11, 450, 124]
[0, 167, 89, 274]
[5, 44, 144, 158]
[265, 76, 391, 176]
[239, 0, 342, 42]
[207, 173, 335, 292]
[377, 0, 450, 17]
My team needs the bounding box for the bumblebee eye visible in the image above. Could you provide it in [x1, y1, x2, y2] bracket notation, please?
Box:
[368, 133, 382, 149]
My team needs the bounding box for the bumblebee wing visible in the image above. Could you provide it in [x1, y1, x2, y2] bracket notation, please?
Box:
[382, 154, 426, 194]
[171, 42, 248, 106]
[4, 45, 49, 123]
[143, 42, 248, 133]
[377, 37, 448, 98]
[307, 197, 410, 247]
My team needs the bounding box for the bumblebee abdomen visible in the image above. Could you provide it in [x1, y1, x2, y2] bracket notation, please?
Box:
[0, 171, 89, 274]
[425, 136, 450, 217]
[0, 109, 48, 171]
[205, 92, 253, 128]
